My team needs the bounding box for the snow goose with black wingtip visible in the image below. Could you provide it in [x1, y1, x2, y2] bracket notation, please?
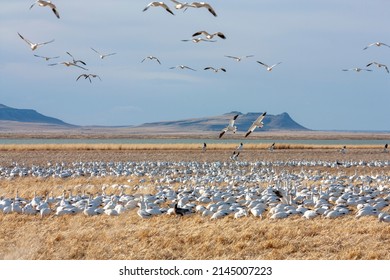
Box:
[192, 31, 226, 40]
[363, 42, 390, 50]
[186, 2, 217, 17]
[204, 67, 226, 73]
[244, 112, 266, 137]
[33, 54, 59, 61]
[18, 32, 54, 51]
[90, 48, 117, 59]
[257, 61, 282, 71]
[366, 62, 389, 73]
[219, 114, 238, 138]
[143, 2, 175, 15]
[225, 55, 254, 62]
[141, 55, 161, 64]
[30, 1, 60, 19]
[169, 65, 196, 71]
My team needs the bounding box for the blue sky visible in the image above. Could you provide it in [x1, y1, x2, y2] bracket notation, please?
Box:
[1, 0, 390, 130]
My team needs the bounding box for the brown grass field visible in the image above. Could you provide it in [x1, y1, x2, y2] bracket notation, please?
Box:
[1, 142, 390, 260]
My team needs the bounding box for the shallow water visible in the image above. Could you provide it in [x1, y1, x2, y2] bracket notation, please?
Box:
[0, 138, 388, 145]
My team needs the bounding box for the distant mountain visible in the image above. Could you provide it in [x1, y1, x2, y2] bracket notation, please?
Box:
[0, 104, 308, 134]
[0, 104, 72, 126]
[139, 111, 309, 132]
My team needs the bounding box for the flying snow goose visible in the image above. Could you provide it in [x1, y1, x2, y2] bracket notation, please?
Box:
[230, 151, 240, 161]
[257, 61, 282, 71]
[181, 38, 216, 43]
[225, 55, 254, 62]
[342, 68, 372, 72]
[143, 2, 175, 15]
[17, 32, 54, 51]
[90, 47, 116, 59]
[236, 142, 243, 151]
[366, 62, 389, 73]
[192, 31, 226, 40]
[30, 1, 60, 19]
[363, 42, 390, 50]
[76, 74, 102, 83]
[33, 54, 59, 61]
[169, 65, 196, 71]
[383, 143, 388, 153]
[245, 112, 266, 137]
[268, 142, 275, 152]
[49, 61, 88, 70]
[170, 0, 191, 9]
[219, 114, 239, 138]
[66, 51, 86, 66]
[141, 55, 161, 64]
[204, 67, 226, 73]
[202, 142, 207, 152]
[186, 2, 217, 17]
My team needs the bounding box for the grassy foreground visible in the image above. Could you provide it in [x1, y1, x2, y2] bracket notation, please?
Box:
[1, 212, 390, 260]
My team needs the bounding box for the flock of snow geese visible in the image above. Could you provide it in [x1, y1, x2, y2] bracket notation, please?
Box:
[1, 158, 390, 221]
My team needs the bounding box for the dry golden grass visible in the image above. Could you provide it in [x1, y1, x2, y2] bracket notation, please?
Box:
[1, 146, 390, 260]
[1, 213, 390, 260]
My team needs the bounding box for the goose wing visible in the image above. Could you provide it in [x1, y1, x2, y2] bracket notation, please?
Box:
[38, 39, 55, 46]
[257, 61, 269, 68]
[51, 7, 60, 19]
[229, 114, 239, 126]
[17, 32, 33, 46]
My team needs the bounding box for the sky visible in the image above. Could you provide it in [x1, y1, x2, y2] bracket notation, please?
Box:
[1, 0, 390, 131]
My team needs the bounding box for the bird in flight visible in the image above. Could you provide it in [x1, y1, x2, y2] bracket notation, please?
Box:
[225, 55, 254, 62]
[245, 112, 267, 137]
[185, 2, 217, 17]
[33, 54, 59, 61]
[236, 142, 243, 152]
[30, 1, 60, 19]
[170, 0, 191, 9]
[192, 31, 226, 40]
[204, 67, 226, 73]
[230, 151, 240, 161]
[76, 74, 102, 83]
[342, 68, 372, 72]
[49, 61, 88, 70]
[202, 142, 207, 152]
[181, 38, 216, 43]
[363, 42, 390, 50]
[141, 56, 161, 64]
[257, 61, 282, 71]
[91, 48, 117, 59]
[366, 62, 389, 73]
[219, 114, 239, 138]
[66, 52, 87, 66]
[268, 142, 275, 152]
[169, 65, 196, 71]
[17, 32, 54, 51]
[143, 2, 175, 15]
